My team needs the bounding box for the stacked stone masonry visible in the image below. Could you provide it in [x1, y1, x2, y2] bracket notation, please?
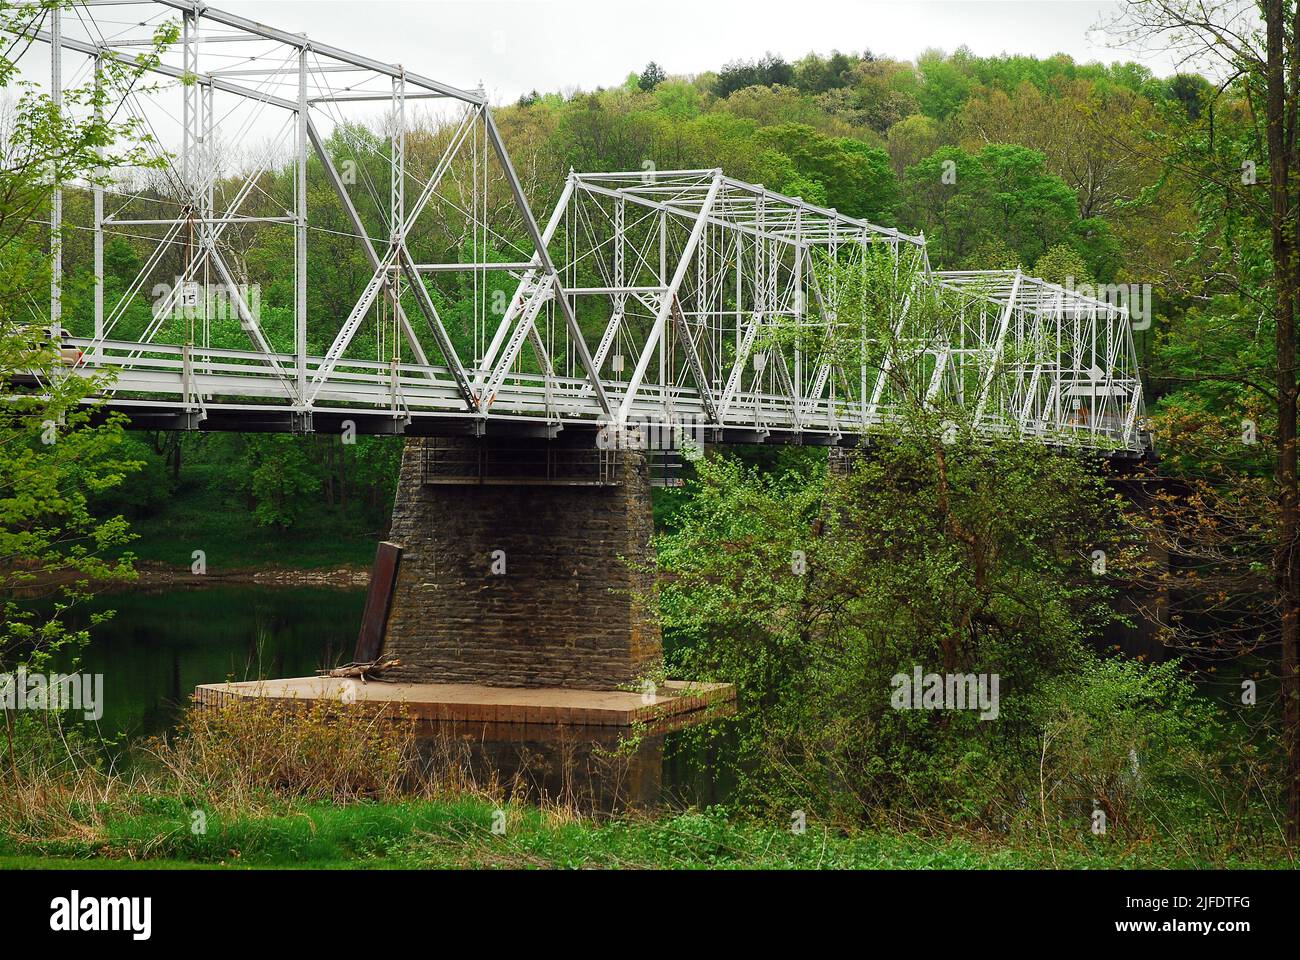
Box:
[380, 434, 663, 690]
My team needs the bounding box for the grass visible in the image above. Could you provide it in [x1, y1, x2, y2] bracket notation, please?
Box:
[1, 795, 1286, 870]
[2, 701, 1290, 872]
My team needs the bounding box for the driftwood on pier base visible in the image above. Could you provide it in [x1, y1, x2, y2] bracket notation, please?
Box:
[316, 654, 402, 683]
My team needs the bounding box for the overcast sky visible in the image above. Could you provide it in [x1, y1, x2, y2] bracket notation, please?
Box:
[208, 0, 1184, 105]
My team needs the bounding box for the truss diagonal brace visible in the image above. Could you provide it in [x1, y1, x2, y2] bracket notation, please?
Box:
[799, 260, 840, 421]
[617, 169, 725, 421]
[475, 176, 570, 383]
[307, 110, 478, 402]
[669, 296, 718, 423]
[396, 246, 476, 408]
[306, 119, 434, 373]
[207, 244, 298, 399]
[973, 269, 1022, 427]
[718, 310, 765, 421]
[769, 347, 803, 431]
[477, 276, 555, 409]
[481, 110, 611, 416]
[864, 284, 916, 427]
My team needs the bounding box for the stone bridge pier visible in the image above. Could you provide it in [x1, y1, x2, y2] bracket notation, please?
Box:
[378, 434, 662, 691]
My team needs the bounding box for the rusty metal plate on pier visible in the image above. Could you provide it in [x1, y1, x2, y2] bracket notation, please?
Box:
[355, 541, 401, 662]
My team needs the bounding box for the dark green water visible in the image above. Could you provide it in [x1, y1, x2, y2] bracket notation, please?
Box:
[53, 586, 365, 740]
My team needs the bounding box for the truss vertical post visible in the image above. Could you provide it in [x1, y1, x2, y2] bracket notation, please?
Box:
[202, 79, 213, 360]
[181, 10, 192, 193]
[179, 8, 200, 350]
[49, 3, 62, 331]
[295, 44, 309, 412]
[794, 202, 804, 410]
[658, 207, 668, 409]
[614, 196, 625, 332]
[92, 52, 103, 361]
[389, 69, 405, 368]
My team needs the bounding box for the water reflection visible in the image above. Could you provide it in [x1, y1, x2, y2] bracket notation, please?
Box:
[412, 718, 735, 816]
[50, 586, 364, 737]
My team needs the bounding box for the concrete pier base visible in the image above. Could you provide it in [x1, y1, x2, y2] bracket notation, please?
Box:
[194, 677, 735, 732]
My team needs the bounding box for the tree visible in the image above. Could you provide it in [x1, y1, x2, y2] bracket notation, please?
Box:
[0, 2, 174, 248]
[792, 51, 860, 94]
[903, 144, 1085, 270]
[916, 48, 974, 120]
[1113, 0, 1300, 844]
[1033, 243, 1092, 285]
[755, 123, 898, 221]
[843, 57, 922, 134]
[0, 1, 169, 704]
[713, 53, 794, 98]
[886, 114, 943, 176]
[955, 79, 1158, 221]
[638, 61, 667, 92]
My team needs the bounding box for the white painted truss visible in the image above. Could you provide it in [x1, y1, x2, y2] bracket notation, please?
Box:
[12, 2, 1149, 454]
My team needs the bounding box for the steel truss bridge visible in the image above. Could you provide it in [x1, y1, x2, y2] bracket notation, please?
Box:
[14, 1, 1150, 456]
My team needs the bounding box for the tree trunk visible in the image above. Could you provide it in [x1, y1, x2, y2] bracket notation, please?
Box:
[1263, 0, 1300, 844]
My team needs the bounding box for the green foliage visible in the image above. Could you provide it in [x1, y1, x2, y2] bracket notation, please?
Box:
[2, 696, 1280, 868]
[905, 144, 1083, 269]
[754, 123, 897, 219]
[654, 445, 1273, 855]
[0, 1, 163, 673]
[159, 433, 402, 535]
[916, 48, 973, 120]
[638, 61, 667, 92]
[791, 51, 861, 95]
[713, 54, 795, 98]
[0, 327, 142, 676]
[656, 438, 1127, 815]
[0, 1, 176, 247]
[7, 792, 1282, 869]
[1028, 657, 1245, 843]
[1033, 242, 1092, 285]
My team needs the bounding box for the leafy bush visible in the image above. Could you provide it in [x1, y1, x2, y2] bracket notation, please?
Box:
[1021, 656, 1280, 857]
[653, 440, 1281, 857]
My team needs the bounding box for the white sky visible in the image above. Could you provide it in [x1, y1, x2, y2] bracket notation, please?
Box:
[206, 0, 1184, 105]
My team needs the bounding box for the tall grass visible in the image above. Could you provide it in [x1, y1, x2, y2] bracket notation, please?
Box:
[0, 698, 631, 861]
[1, 699, 1291, 868]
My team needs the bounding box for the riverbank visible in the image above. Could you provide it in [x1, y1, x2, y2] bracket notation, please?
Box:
[125, 561, 369, 590]
[1, 795, 1284, 870]
[3, 560, 369, 594]
[3, 697, 1289, 872]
